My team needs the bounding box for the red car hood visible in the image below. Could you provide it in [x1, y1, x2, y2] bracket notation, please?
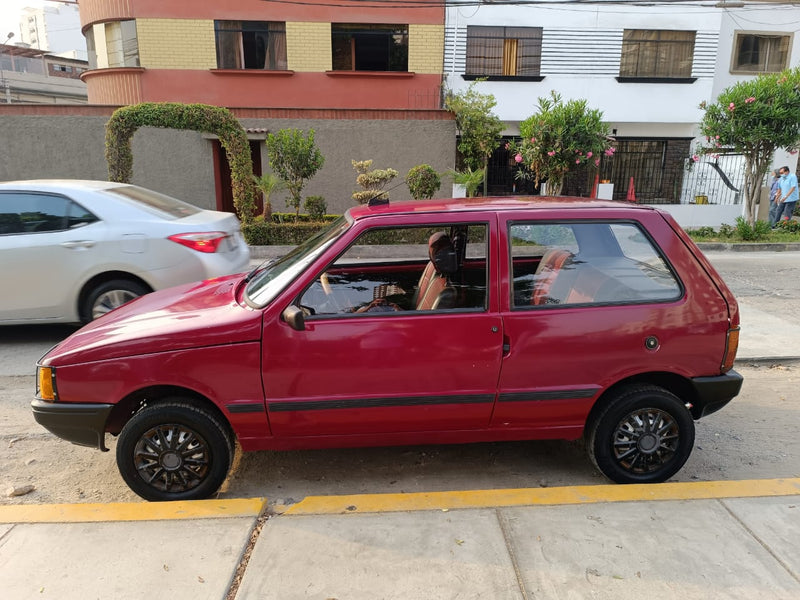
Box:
[42, 275, 262, 366]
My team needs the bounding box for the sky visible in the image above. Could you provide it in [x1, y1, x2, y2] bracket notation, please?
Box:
[0, 1, 58, 41]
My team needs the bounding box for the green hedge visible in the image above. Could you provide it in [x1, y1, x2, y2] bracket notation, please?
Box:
[242, 213, 337, 245]
[242, 215, 485, 247]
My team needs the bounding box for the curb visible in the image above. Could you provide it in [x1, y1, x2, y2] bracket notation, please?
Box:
[696, 242, 800, 252]
[283, 478, 800, 515]
[2, 480, 799, 523]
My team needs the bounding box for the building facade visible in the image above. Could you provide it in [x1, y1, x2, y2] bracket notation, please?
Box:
[444, 0, 800, 225]
[66, 0, 454, 214]
[0, 43, 87, 104]
[18, 3, 86, 60]
[77, 0, 445, 110]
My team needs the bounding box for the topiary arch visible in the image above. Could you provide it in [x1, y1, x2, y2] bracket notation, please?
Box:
[105, 102, 257, 223]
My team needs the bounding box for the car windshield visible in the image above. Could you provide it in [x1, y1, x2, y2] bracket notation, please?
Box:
[104, 185, 202, 219]
[244, 215, 351, 307]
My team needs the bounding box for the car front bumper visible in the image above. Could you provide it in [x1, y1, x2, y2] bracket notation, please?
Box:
[31, 399, 113, 451]
[690, 369, 744, 418]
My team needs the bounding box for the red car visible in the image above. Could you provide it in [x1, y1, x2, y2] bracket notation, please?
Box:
[33, 197, 742, 501]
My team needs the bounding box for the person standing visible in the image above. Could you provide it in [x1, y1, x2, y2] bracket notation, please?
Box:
[776, 166, 799, 224]
[768, 169, 782, 227]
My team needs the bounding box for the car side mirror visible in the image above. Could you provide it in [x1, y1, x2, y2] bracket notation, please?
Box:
[282, 305, 305, 331]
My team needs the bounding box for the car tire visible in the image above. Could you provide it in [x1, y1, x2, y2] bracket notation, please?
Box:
[81, 279, 150, 323]
[587, 385, 695, 484]
[116, 401, 234, 502]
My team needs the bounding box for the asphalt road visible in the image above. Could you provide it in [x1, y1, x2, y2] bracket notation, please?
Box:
[1, 250, 799, 505]
[3, 250, 799, 378]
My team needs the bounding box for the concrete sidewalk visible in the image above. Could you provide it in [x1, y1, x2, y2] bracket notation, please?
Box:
[1, 480, 799, 599]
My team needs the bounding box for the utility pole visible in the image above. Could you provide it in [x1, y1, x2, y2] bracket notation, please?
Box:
[1, 32, 14, 103]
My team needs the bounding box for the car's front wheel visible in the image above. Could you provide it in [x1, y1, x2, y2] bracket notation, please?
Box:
[116, 401, 234, 501]
[587, 385, 695, 484]
[81, 278, 150, 322]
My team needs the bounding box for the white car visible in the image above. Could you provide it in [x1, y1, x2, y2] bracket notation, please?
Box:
[0, 180, 251, 325]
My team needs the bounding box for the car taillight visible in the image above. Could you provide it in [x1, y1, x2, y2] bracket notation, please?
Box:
[168, 232, 228, 253]
[721, 326, 740, 372]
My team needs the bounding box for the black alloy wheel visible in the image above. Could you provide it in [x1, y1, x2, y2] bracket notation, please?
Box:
[587, 385, 695, 484]
[116, 401, 233, 501]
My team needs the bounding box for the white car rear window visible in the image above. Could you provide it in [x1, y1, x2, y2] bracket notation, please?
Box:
[106, 185, 202, 219]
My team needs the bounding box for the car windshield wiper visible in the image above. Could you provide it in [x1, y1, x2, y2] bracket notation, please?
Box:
[243, 257, 278, 283]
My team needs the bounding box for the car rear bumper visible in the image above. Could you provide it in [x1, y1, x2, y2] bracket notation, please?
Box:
[31, 399, 113, 451]
[689, 370, 744, 418]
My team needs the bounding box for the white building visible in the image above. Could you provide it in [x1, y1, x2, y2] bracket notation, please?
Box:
[444, 0, 800, 225]
[18, 3, 86, 60]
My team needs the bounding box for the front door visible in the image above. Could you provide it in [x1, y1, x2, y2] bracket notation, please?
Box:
[261, 220, 503, 437]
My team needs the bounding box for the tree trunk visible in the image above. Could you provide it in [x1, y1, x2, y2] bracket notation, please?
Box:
[482, 156, 488, 198]
[743, 149, 773, 226]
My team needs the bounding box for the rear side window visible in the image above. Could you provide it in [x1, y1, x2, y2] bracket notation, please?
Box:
[510, 221, 681, 308]
[0, 193, 97, 234]
[105, 185, 201, 219]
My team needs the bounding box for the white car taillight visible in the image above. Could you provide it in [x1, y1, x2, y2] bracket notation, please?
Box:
[168, 232, 228, 253]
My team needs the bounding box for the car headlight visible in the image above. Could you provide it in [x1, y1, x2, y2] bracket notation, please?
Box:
[37, 366, 57, 402]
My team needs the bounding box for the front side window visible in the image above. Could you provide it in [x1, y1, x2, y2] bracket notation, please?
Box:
[331, 24, 408, 72]
[510, 221, 681, 308]
[732, 32, 791, 73]
[620, 29, 695, 79]
[299, 223, 488, 317]
[215, 21, 287, 70]
[466, 26, 542, 78]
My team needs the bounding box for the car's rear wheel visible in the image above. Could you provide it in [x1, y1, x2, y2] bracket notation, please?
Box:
[116, 401, 234, 502]
[587, 385, 695, 484]
[81, 279, 150, 322]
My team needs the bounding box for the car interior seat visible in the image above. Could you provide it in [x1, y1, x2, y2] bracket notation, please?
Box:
[531, 248, 574, 305]
[415, 232, 458, 310]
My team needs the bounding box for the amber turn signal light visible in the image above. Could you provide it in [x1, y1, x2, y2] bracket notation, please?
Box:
[37, 366, 56, 401]
[721, 327, 740, 373]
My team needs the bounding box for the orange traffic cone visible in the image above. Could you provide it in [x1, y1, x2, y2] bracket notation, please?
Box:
[590, 173, 599, 198]
[626, 177, 636, 202]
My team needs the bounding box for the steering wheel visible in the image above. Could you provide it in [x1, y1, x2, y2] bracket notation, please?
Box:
[319, 272, 349, 312]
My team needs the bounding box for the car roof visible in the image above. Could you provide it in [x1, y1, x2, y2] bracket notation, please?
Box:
[0, 179, 129, 192]
[346, 196, 659, 221]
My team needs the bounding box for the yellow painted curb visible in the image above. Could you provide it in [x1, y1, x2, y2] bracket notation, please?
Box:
[283, 478, 800, 515]
[0, 497, 267, 524]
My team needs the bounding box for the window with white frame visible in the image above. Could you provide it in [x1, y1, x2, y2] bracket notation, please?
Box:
[732, 32, 791, 73]
[215, 21, 287, 70]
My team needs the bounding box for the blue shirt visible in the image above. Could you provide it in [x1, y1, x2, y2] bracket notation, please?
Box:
[779, 172, 799, 203]
[770, 177, 781, 201]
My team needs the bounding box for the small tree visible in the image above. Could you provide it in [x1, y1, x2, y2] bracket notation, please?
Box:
[352, 160, 398, 204]
[444, 83, 504, 197]
[265, 129, 324, 217]
[406, 164, 441, 199]
[253, 173, 285, 221]
[510, 92, 613, 196]
[697, 68, 800, 225]
[304, 195, 327, 220]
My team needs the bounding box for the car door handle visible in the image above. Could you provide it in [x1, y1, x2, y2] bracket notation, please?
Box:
[61, 240, 96, 249]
